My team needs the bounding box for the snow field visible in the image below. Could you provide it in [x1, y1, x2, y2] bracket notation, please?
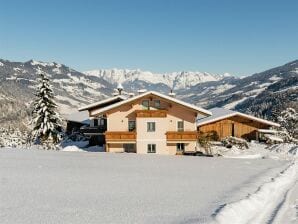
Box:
[212, 161, 297, 224]
[0, 148, 289, 224]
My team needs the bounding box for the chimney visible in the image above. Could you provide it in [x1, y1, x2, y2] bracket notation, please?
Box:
[128, 92, 135, 98]
[117, 83, 124, 95]
[137, 89, 147, 94]
[168, 89, 176, 97]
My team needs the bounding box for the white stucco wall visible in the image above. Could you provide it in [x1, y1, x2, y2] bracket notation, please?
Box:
[136, 117, 168, 154]
[97, 94, 202, 154]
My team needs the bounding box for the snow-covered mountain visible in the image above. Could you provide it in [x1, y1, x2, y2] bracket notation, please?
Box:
[0, 58, 297, 129]
[180, 60, 298, 118]
[0, 59, 231, 113]
[0, 59, 230, 128]
[84, 69, 231, 90]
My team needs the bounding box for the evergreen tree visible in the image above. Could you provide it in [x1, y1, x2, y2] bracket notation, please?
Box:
[31, 72, 62, 144]
[277, 108, 298, 142]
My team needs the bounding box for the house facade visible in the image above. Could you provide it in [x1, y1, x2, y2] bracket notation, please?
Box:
[79, 91, 211, 155]
[76, 92, 280, 154]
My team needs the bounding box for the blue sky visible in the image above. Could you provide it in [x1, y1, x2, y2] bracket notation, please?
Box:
[0, 0, 297, 76]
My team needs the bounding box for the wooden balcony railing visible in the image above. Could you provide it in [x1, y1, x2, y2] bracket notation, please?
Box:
[105, 131, 136, 142]
[135, 110, 167, 118]
[166, 131, 198, 141]
[80, 125, 107, 135]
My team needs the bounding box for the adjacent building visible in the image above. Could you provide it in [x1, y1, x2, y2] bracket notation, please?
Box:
[197, 107, 280, 141]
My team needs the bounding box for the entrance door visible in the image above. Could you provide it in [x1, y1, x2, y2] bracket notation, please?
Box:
[124, 144, 136, 153]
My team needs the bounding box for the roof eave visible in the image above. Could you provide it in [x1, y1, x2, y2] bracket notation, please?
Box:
[90, 91, 212, 117]
[197, 112, 280, 127]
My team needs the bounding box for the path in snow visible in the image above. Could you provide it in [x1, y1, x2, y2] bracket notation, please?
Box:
[0, 148, 291, 224]
[273, 179, 298, 224]
[211, 143, 298, 224]
[212, 161, 297, 224]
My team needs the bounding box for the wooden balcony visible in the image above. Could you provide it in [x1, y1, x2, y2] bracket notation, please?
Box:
[135, 110, 167, 118]
[105, 131, 136, 142]
[166, 131, 198, 141]
[80, 125, 106, 135]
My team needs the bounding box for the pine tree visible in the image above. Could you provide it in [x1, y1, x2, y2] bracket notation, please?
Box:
[277, 108, 298, 142]
[31, 72, 62, 145]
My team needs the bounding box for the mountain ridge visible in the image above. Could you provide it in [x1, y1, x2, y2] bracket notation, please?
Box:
[0, 58, 297, 129]
[84, 68, 232, 90]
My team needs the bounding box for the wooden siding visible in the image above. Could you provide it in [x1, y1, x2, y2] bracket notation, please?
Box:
[105, 131, 136, 142]
[166, 131, 198, 141]
[135, 110, 167, 118]
[198, 115, 269, 140]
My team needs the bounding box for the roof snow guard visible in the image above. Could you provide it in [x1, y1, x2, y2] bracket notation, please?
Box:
[89, 91, 212, 116]
[196, 107, 280, 127]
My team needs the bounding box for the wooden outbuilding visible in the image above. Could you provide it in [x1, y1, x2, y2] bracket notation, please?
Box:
[197, 108, 280, 141]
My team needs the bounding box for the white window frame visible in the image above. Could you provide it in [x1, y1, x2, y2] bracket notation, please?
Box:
[147, 122, 156, 132]
[128, 120, 136, 132]
[176, 143, 185, 152]
[147, 144, 156, 153]
[99, 118, 105, 126]
[177, 120, 184, 132]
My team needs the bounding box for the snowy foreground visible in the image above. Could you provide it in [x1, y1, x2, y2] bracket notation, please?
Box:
[0, 146, 297, 224]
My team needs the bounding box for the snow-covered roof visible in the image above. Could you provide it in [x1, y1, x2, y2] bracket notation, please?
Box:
[197, 107, 280, 127]
[264, 134, 284, 142]
[258, 129, 278, 133]
[90, 91, 212, 116]
[78, 95, 127, 111]
[65, 111, 90, 124]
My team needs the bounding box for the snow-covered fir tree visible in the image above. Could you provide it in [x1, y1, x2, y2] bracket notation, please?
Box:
[277, 108, 298, 142]
[31, 72, 62, 145]
[0, 127, 27, 148]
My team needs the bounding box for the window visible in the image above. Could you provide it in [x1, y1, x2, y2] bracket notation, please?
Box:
[142, 100, 149, 110]
[154, 100, 160, 109]
[147, 144, 156, 153]
[177, 121, 184, 132]
[93, 119, 98, 126]
[99, 119, 105, 126]
[147, 122, 155, 132]
[124, 144, 136, 153]
[231, 123, 235, 137]
[128, 120, 136, 132]
[176, 143, 185, 152]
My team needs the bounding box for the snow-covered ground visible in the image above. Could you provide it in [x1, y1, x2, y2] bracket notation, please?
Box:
[0, 146, 296, 224]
